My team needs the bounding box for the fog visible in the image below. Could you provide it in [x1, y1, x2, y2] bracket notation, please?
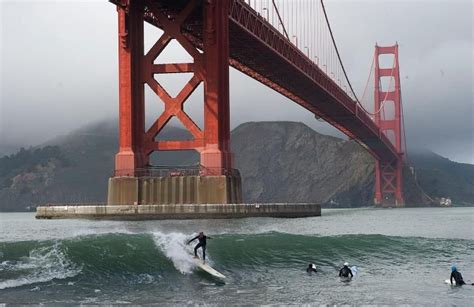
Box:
[1, 0, 472, 163]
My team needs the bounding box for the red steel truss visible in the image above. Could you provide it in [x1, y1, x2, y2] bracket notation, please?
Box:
[110, 0, 406, 205]
[374, 44, 404, 206]
[114, 0, 233, 176]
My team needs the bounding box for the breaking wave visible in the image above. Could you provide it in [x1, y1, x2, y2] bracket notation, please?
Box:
[0, 232, 472, 290]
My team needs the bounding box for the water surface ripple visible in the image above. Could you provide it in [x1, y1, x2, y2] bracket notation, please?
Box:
[0, 208, 472, 305]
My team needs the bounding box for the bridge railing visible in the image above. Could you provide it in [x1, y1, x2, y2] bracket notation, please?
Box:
[240, 0, 357, 101]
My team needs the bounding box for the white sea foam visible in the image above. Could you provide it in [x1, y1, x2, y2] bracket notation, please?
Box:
[151, 232, 196, 274]
[135, 273, 155, 284]
[0, 243, 81, 290]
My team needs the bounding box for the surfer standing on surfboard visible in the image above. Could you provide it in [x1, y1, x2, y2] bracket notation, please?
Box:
[187, 232, 212, 263]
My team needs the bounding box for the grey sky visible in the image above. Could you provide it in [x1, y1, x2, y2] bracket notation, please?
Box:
[1, 0, 473, 163]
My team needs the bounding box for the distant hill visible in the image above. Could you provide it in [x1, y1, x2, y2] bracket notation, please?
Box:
[408, 149, 474, 206]
[0, 120, 472, 211]
[0, 142, 25, 157]
[232, 122, 376, 205]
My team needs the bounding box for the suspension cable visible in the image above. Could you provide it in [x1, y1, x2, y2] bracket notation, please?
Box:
[272, 0, 290, 40]
[400, 95, 409, 163]
[371, 56, 397, 116]
[359, 54, 375, 103]
[320, 0, 395, 118]
[320, 0, 359, 102]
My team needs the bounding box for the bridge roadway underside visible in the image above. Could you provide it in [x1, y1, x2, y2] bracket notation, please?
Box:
[147, 0, 399, 162]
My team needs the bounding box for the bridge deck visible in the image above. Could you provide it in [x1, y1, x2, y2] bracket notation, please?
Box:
[142, 0, 399, 162]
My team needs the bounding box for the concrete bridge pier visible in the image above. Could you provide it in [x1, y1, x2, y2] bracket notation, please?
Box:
[107, 175, 242, 206]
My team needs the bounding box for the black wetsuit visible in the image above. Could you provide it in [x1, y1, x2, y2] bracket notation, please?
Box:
[451, 271, 465, 285]
[339, 266, 353, 278]
[188, 235, 211, 260]
[307, 267, 317, 273]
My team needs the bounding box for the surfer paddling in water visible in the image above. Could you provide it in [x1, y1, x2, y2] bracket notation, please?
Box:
[187, 232, 212, 263]
[306, 263, 318, 274]
[450, 264, 466, 286]
[339, 262, 353, 279]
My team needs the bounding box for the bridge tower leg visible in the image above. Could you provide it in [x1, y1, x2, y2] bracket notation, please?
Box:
[374, 44, 404, 207]
[108, 0, 242, 205]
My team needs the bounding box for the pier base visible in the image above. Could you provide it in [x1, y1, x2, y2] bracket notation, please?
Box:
[107, 175, 242, 205]
[35, 203, 321, 220]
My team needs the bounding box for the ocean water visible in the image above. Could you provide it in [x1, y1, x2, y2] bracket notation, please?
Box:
[0, 208, 473, 305]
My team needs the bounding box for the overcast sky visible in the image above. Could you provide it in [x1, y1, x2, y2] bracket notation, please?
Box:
[1, 0, 473, 163]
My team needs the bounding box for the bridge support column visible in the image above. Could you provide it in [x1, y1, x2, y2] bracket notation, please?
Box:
[114, 0, 147, 176]
[374, 44, 404, 207]
[201, 0, 234, 174]
[109, 0, 241, 205]
[374, 160, 404, 207]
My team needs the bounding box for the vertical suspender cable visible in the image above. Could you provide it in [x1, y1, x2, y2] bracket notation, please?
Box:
[272, 0, 290, 40]
[320, 0, 360, 102]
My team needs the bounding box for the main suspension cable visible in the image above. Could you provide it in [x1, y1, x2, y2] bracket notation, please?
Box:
[320, 0, 359, 102]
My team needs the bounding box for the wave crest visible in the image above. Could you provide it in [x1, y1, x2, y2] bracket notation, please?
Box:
[0, 242, 80, 290]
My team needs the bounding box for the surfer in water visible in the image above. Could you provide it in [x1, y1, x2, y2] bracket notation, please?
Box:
[339, 262, 353, 278]
[306, 263, 317, 274]
[187, 232, 212, 263]
[450, 264, 466, 286]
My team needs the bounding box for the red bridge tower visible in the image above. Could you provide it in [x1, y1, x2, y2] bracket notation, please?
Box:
[374, 44, 405, 206]
[108, 0, 241, 205]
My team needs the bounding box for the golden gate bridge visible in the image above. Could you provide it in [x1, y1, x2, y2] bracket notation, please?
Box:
[108, 0, 407, 207]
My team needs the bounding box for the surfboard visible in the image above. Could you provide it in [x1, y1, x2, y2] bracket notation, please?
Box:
[350, 266, 358, 276]
[445, 279, 455, 285]
[192, 257, 226, 279]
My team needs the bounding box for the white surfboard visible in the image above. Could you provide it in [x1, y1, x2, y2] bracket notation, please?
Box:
[192, 257, 226, 279]
[350, 266, 358, 276]
[445, 279, 455, 285]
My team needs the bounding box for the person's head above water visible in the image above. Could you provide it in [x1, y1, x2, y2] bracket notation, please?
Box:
[451, 264, 457, 272]
[199, 232, 204, 236]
